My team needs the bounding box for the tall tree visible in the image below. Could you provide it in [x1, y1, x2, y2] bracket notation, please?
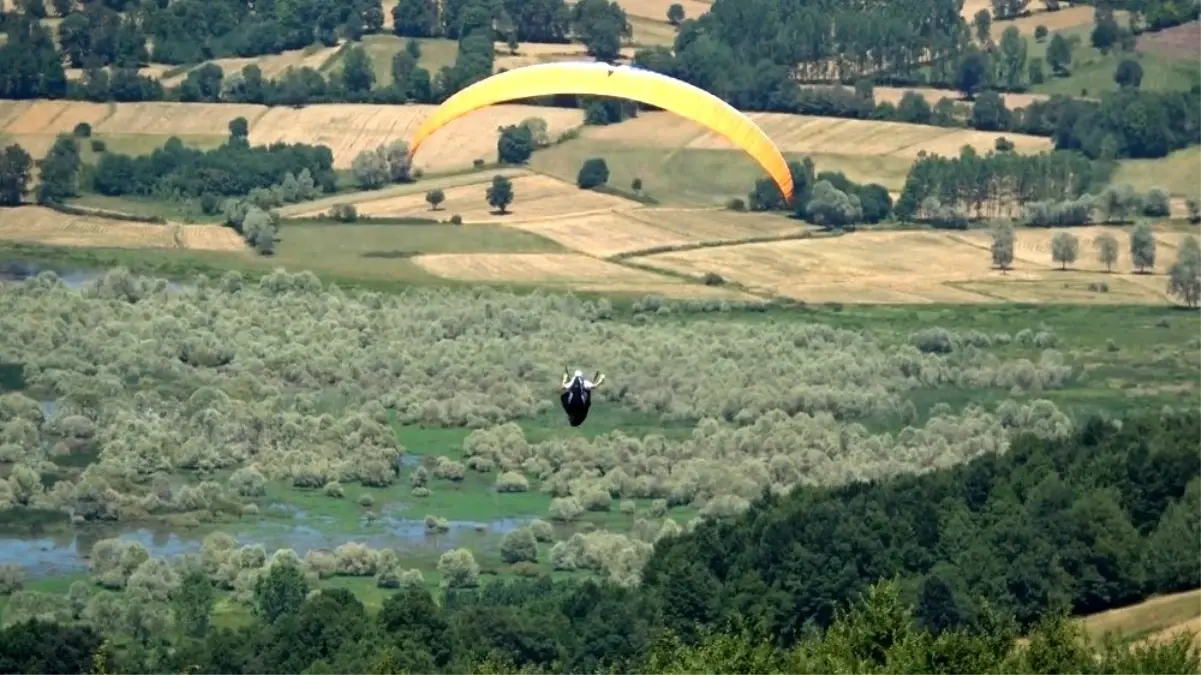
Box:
[1130, 222, 1157, 273]
[1051, 231, 1079, 270]
[0, 144, 34, 207]
[1094, 232, 1119, 271]
[991, 220, 1015, 271]
[486, 174, 514, 214]
[34, 136, 81, 205]
[1167, 235, 1201, 307]
[392, 0, 438, 37]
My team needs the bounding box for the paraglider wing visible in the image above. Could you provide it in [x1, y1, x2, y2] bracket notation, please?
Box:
[407, 61, 794, 202]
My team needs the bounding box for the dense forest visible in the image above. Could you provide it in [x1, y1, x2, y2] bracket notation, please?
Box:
[1, 407, 1197, 673]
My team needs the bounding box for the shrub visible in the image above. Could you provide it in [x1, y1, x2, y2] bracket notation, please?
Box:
[549, 497, 584, 521]
[500, 527, 538, 564]
[726, 197, 747, 211]
[73, 123, 92, 137]
[329, 203, 358, 222]
[89, 139, 106, 153]
[577, 158, 610, 189]
[437, 548, 479, 588]
[357, 493, 374, 508]
[528, 519, 554, 543]
[496, 471, 529, 493]
[450, 214, 463, 225]
[0, 564, 25, 594]
[323, 481, 344, 498]
[702, 272, 725, 286]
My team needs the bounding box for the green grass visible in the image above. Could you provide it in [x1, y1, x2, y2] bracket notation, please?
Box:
[1112, 146, 1201, 199]
[1028, 26, 1201, 97]
[267, 221, 566, 281]
[529, 141, 915, 206]
[327, 35, 460, 87]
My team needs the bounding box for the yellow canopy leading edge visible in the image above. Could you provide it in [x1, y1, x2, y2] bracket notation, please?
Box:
[407, 61, 795, 203]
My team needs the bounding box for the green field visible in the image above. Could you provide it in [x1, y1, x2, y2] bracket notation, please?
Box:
[1029, 25, 1201, 97]
[325, 34, 460, 86]
[529, 141, 915, 206]
[1113, 146, 1201, 199]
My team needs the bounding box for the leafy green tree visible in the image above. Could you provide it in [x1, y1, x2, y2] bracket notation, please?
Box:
[1094, 232, 1119, 271]
[1034, 24, 1048, 41]
[667, 3, 685, 26]
[1188, 199, 1201, 224]
[0, 144, 34, 207]
[1046, 32, 1072, 75]
[342, 45, 376, 93]
[253, 563, 310, 624]
[392, 0, 438, 37]
[896, 91, 932, 124]
[1028, 57, 1046, 84]
[426, 189, 445, 210]
[577, 157, 610, 189]
[378, 585, 452, 666]
[1130, 221, 1157, 272]
[1143, 187, 1171, 217]
[806, 180, 862, 229]
[1114, 58, 1143, 89]
[497, 124, 534, 164]
[971, 91, 1009, 130]
[174, 569, 215, 638]
[955, 49, 990, 99]
[1091, 4, 1120, 53]
[352, 148, 390, 189]
[1167, 235, 1201, 308]
[51, 0, 73, 16]
[1051, 231, 1079, 270]
[179, 64, 224, 102]
[486, 174, 514, 214]
[973, 9, 992, 43]
[229, 117, 250, 141]
[34, 136, 81, 206]
[391, 49, 417, 96]
[991, 220, 1015, 271]
[998, 26, 1027, 89]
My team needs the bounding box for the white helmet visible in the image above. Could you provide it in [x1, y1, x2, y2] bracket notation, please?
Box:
[573, 370, 583, 379]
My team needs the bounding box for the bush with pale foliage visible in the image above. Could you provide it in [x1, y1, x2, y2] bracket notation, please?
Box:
[437, 548, 480, 588]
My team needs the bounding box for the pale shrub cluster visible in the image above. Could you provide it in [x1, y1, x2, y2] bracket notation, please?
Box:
[0, 269, 1078, 524]
[456, 399, 1072, 523]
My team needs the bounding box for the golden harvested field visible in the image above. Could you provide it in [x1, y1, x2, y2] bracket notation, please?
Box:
[201, 43, 344, 81]
[336, 173, 637, 222]
[250, 103, 585, 171]
[412, 252, 749, 298]
[590, 111, 1053, 157]
[0, 207, 245, 251]
[495, 42, 637, 70]
[1081, 590, 1201, 646]
[603, 0, 710, 22]
[502, 207, 811, 258]
[0, 100, 585, 172]
[960, 0, 1099, 34]
[632, 226, 1188, 304]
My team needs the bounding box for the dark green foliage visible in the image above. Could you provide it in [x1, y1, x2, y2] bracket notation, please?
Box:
[0, 14, 66, 99]
[895, 147, 1107, 221]
[1114, 58, 1144, 89]
[642, 411, 1200, 642]
[253, 563, 310, 625]
[0, 144, 34, 207]
[35, 136, 82, 206]
[0, 620, 101, 675]
[90, 135, 335, 200]
[486, 174, 514, 213]
[174, 570, 216, 638]
[497, 124, 534, 164]
[577, 157, 610, 189]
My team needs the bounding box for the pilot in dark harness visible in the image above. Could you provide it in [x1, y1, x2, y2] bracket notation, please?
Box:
[560, 369, 605, 427]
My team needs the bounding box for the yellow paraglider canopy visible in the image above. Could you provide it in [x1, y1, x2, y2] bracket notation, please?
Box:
[407, 61, 794, 202]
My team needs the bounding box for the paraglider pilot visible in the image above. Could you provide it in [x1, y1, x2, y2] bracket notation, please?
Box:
[560, 369, 604, 427]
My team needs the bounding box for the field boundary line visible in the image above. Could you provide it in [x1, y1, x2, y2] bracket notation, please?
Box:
[612, 228, 836, 260]
[609, 256, 781, 301]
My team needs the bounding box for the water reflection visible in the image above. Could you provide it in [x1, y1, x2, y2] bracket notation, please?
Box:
[0, 506, 533, 578]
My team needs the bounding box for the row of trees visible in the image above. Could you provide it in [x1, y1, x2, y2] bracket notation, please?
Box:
[1, 410, 1196, 673]
[988, 222, 1201, 305]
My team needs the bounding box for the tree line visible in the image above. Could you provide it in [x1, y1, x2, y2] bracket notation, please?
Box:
[0, 410, 1196, 673]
